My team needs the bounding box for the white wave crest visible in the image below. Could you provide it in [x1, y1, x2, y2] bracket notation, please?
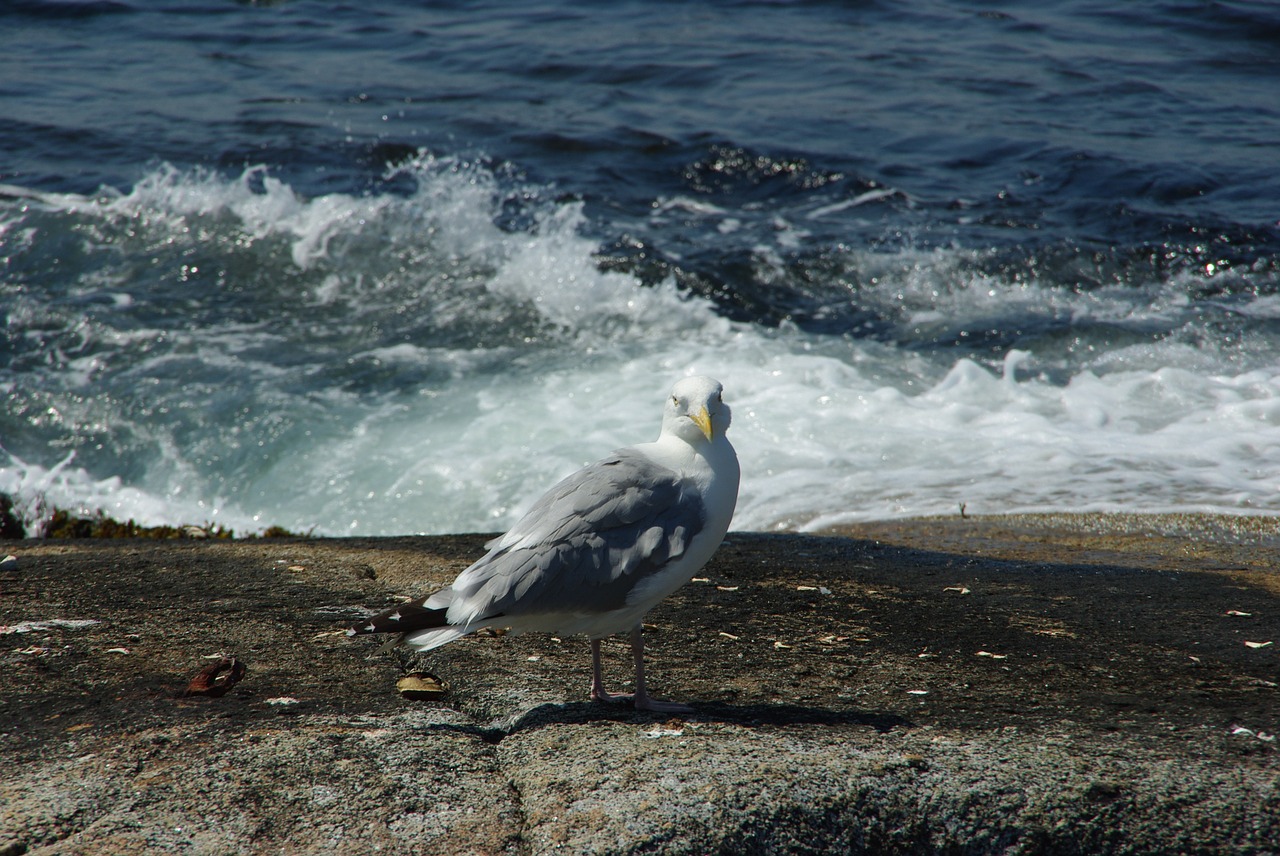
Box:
[4, 161, 1280, 536]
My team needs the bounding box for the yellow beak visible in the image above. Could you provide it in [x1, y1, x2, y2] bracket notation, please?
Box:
[690, 406, 713, 441]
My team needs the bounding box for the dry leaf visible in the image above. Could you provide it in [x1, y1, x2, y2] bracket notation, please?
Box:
[184, 657, 246, 698]
[396, 673, 448, 700]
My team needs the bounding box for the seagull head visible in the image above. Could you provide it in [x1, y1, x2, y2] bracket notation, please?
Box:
[663, 376, 732, 445]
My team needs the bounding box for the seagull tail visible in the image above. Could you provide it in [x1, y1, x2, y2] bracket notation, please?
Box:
[399, 623, 484, 652]
[348, 589, 496, 653]
[348, 589, 453, 638]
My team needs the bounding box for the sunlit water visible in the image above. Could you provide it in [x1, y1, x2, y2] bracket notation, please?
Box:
[2, 1, 1278, 535]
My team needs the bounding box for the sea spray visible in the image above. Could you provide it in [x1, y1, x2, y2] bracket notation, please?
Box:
[3, 159, 1279, 536]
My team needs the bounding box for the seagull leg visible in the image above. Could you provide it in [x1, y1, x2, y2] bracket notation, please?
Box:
[589, 632, 693, 712]
[589, 637, 630, 704]
[629, 625, 694, 714]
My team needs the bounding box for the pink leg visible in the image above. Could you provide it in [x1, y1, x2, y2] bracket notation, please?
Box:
[628, 626, 694, 713]
[590, 629, 694, 713]
[589, 637, 630, 703]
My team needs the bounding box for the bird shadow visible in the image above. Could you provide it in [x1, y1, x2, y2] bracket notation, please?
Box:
[423, 700, 913, 745]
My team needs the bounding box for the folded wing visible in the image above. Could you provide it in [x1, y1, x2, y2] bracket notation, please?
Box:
[447, 448, 707, 627]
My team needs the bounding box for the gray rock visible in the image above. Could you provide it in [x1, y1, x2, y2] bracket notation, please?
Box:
[1, 521, 1277, 854]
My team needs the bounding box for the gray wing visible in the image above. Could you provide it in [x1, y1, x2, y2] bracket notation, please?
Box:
[448, 449, 706, 624]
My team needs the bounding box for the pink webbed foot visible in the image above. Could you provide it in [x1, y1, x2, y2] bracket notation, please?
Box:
[589, 686, 633, 704]
[631, 691, 694, 714]
[590, 686, 693, 713]
[589, 632, 695, 714]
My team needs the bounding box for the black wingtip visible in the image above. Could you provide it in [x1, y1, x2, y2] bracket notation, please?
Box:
[349, 598, 449, 636]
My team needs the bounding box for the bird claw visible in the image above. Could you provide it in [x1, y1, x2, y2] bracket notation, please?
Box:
[590, 688, 634, 705]
[592, 688, 693, 714]
[633, 695, 695, 714]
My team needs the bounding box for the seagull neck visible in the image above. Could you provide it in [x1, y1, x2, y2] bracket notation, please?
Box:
[639, 432, 704, 467]
[645, 431, 737, 481]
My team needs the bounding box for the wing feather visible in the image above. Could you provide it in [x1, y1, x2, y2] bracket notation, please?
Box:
[446, 449, 705, 626]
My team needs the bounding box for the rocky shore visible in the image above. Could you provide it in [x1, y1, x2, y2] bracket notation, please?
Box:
[2, 514, 1278, 854]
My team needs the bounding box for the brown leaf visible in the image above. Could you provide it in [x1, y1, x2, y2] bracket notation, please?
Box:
[183, 657, 247, 698]
[397, 672, 449, 700]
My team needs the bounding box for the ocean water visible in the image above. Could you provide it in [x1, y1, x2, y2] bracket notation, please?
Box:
[2, 0, 1279, 536]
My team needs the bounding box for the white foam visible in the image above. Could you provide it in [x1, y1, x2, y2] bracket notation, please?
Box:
[727, 353, 1280, 531]
[242, 327, 1280, 536]
[0, 449, 257, 536]
[806, 187, 900, 219]
[3, 160, 1279, 537]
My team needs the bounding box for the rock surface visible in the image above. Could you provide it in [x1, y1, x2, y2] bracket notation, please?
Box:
[2, 515, 1278, 854]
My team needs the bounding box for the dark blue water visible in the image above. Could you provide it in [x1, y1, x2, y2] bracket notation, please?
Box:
[3, 0, 1279, 535]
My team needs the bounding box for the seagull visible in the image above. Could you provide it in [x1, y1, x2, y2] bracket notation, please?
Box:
[348, 376, 741, 713]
